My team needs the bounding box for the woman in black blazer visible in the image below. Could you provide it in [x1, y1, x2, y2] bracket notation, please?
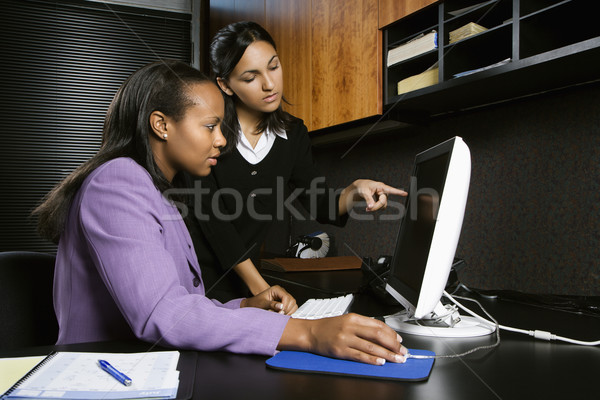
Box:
[187, 21, 407, 311]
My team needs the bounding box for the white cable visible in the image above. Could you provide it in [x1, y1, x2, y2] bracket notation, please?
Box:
[405, 296, 501, 360]
[404, 291, 600, 360]
[443, 291, 600, 346]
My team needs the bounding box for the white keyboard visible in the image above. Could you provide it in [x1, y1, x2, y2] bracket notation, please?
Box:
[292, 294, 354, 319]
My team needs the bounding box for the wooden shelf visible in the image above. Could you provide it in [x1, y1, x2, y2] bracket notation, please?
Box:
[382, 0, 600, 117]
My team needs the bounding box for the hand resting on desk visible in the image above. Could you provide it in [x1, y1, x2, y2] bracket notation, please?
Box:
[241, 285, 299, 315]
[279, 313, 408, 366]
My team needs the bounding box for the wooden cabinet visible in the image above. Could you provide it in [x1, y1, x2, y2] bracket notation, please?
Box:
[208, 0, 380, 132]
[379, 0, 438, 28]
[265, 0, 312, 131]
[310, 0, 380, 130]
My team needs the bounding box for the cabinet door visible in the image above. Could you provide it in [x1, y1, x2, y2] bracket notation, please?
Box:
[265, 0, 312, 130]
[210, 0, 381, 132]
[311, 0, 380, 130]
[379, 0, 438, 28]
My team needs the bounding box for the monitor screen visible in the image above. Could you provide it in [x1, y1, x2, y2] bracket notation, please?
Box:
[389, 152, 449, 306]
[385, 136, 470, 320]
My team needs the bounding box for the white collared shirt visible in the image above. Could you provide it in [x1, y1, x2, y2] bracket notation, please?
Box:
[236, 126, 287, 165]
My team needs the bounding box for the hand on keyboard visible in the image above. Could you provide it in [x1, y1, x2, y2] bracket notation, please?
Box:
[292, 294, 354, 319]
[241, 285, 298, 315]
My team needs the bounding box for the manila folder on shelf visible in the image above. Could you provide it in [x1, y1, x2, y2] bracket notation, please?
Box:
[266, 349, 435, 381]
[260, 256, 362, 272]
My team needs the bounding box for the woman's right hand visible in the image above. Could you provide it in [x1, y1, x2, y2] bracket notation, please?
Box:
[278, 313, 407, 365]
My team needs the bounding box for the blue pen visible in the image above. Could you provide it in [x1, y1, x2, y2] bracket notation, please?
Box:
[98, 360, 132, 386]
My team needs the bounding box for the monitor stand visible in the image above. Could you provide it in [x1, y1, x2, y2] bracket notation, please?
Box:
[384, 302, 495, 338]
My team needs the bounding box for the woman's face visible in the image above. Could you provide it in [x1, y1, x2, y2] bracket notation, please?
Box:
[221, 40, 283, 115]
[162, 82, 226, 177]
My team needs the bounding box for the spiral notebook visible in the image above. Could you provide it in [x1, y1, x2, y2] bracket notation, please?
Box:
[1, 351, 182, 399]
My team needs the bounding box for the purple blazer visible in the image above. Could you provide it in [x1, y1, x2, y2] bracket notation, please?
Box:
[54, 157, 289, 355]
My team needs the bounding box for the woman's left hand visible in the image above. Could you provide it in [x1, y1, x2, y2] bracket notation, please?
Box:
[340, 179, 407, 213]
[241, 285, 298, 315]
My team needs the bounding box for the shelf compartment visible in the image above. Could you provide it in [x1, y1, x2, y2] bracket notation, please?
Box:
[443, 23, 512, 79]
[520, 0, 600, 58]
[385, 5, 439, 46]
[386, 52, 439, 97]
[444, 0, 513, 46]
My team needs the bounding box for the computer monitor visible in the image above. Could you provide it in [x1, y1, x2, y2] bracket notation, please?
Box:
[384, 137, 494, 337]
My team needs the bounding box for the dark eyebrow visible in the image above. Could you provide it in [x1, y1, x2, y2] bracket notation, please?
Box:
[240, 55, 279, 76]
[200, 115, 221, 124]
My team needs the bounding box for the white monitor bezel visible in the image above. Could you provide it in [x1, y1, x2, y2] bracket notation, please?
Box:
[385, 136, 471, 320]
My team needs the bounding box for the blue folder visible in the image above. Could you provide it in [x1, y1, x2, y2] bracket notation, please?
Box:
[266, 349, 435, 381]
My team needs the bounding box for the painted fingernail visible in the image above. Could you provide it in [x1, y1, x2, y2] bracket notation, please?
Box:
[395, 354, 406, 363]
[377, 358, 386, 365]
[397, 334, 403, 343]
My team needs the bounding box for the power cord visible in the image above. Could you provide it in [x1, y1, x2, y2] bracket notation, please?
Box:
[406, 290, 600, 360]
[450, 283, 600, 318]
[446, 290, 600, 346]
[406, 294, 501, 360]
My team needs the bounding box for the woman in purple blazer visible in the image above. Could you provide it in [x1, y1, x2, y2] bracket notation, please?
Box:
[34, 60, 407, 365]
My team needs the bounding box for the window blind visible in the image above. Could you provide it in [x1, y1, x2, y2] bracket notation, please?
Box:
[0, 0, 191, 253]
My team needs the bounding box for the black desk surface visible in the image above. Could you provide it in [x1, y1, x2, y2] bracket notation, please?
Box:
[3, 270, 600, 400]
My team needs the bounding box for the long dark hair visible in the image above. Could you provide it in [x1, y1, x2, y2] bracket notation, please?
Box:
[209, 21, 293, 150]
[34, 60, 212, 243]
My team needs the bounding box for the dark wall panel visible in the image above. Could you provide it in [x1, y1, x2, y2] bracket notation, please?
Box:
[291, 82, 600, 296]
[0, 0, 191, 253]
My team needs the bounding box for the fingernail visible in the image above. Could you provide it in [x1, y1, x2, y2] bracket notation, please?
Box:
[395, 354, 406, 363]
[396, 334, 403, 343]
[377, 358, 386, 365]
[278, 303, 283, 310]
